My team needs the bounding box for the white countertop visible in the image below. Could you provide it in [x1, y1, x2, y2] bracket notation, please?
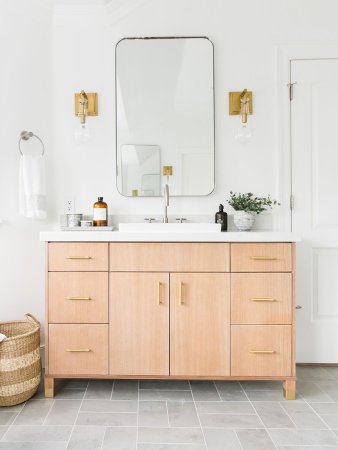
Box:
[40, 231, 300, 242]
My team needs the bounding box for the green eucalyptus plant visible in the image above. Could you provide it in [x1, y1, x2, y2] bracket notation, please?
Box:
[227, 191, 280, 214]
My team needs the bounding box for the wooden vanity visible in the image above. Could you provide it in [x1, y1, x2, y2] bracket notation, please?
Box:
[42, 235, 297, 399]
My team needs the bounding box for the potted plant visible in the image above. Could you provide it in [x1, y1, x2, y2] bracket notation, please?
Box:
[227, 191, 280, 231]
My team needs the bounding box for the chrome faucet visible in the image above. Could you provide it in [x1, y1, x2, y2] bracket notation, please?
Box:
[163, 183, 169, 223]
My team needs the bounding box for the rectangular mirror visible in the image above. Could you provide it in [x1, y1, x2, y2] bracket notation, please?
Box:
[116, 36, 215, 197]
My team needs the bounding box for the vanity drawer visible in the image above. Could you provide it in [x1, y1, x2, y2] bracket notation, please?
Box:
[231, 325, 292, 376]
[231, 273, 292, 324]
[48, 272, 108, 323]
[48, 324, 108, 375]
[109, 243, 230, 272]
[48, 243, 108, 271]
[231, 243, 292, 272]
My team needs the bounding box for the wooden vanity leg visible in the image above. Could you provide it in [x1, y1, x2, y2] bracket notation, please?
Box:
[283, 379, 296, 400]
[44, 376, 54, 398]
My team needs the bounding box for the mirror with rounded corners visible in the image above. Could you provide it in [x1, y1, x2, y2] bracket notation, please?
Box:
[116, 36, 215, 197]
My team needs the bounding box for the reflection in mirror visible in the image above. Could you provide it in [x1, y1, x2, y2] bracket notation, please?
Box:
[116, 37, 214, 197]
[119, 145, 161, 197]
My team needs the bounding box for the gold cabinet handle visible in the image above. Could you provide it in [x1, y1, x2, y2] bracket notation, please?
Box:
[250, 256, 277, 260]
[66, 256, 92, 260]
[250, 298, 276, 302]
[179, 281, 184, 305]
[157, 282, 163, 305]
[66, 349, 91, 352]
[66, 297, 92, 301]
[250, 350, 276, 354]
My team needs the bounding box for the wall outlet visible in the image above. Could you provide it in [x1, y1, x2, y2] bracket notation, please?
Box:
[64, 198, 75, 213]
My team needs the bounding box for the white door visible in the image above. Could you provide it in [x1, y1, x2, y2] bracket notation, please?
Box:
[291, 59, 338, 362]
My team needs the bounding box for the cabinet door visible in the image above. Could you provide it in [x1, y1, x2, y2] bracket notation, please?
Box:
[170, 273, 230, 376]
[109, 272, 169, 376]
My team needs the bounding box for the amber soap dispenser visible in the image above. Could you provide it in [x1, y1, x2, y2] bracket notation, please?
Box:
[93, 197, 108, 226]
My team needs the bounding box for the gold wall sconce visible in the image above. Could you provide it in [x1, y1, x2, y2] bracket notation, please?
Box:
[74, 90, 98, 143]
[74, 90, 98, 124]
[229, 89, 253, 143]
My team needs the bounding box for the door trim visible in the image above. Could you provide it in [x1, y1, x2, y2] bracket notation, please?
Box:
[276, 45, 338, 232]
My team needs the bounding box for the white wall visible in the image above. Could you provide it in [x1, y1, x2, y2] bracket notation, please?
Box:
[0, 0, 53, 333]
[52, 0, 338, 220]
[2, 0, 338, 330]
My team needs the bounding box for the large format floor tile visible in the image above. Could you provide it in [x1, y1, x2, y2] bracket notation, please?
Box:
[2, 364, 338, 449]
[67, 426, 105, 450]
[102, 427, 137, 449]
[237, 429, 276, 450]
[253, 401, 295, 428]
[138, 427, 205, 444]
[268, 428, 338, 446]
[2, 425, 72, 442]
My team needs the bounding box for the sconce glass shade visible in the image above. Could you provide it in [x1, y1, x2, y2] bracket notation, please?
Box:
[74, 122, 91, 144]
[235, 117, 253, 143]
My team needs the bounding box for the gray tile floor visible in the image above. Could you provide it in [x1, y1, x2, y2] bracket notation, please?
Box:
[2, 366, 338, 449]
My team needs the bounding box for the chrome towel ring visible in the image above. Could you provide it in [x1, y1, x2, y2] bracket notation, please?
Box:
[18, 131, 45, 156]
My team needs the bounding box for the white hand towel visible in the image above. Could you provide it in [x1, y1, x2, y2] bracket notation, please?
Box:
[19, 155, 47, 219]
[0, 333, 6, 343]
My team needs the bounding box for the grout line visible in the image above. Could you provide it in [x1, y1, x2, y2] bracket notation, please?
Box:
[42, 398, 56, 425]
[74, 411, 137, 415]
[239, 381, 278, 450]
[278, 402, 299, 430]
[296, 389, 337, 433]
[138, 389, 191, 392]
[136, 380, 140, 450]
[211, 381, 222, 402]
[0, 440, 83, 444]
[312, 380, 337, 402]
[109, 379, 115, 401]
[188, 380, 209, 450]
[165, 400, 170, 427]
[232, 430, 244, 450]
[99, 426, 107, 450]
[64, 379, 89, 449]
[277, 401, 299, 429]
[219, 382, 244, 450]
[0, 412, 20, 441]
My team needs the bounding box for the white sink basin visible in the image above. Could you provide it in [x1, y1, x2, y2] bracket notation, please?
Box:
[119, 223, 221, 233]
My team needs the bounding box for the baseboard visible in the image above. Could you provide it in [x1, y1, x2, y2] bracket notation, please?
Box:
[297, 362, 338, 366]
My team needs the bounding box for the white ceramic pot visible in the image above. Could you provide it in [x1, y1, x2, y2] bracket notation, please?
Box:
[234, 210, 255, 231]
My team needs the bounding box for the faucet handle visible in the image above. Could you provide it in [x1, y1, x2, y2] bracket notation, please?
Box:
[176, 217, 187, 224]
[144, 218, 156, 223]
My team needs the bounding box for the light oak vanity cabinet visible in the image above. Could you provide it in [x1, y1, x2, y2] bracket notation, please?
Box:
[44, 240, 296, 399]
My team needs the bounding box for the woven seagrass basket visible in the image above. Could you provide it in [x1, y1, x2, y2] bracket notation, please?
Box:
[0, 314, 41, 406]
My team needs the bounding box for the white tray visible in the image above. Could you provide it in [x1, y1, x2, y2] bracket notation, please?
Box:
[60, 226, 114, 231]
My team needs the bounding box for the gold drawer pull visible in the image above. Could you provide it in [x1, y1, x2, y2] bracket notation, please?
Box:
[66, 256, 92, 260]
[179, 282, 184, 305]
[66, 349, 91, 352]
[157, 282, 163, 305]
[250, 350, 276, 354]
[250, 298, 276, 302]
[66, 297, 92, 301]
[250, 256, 277, 260]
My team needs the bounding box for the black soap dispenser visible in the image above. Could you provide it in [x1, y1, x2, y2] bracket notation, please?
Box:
[215, 204, 227, 231]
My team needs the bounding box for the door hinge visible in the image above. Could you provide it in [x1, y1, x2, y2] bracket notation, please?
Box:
[287, 82, 297, 101]
[290, 195, 295, 210]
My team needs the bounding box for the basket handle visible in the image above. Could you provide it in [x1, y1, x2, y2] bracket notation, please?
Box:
[25, 313, 40, 326]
